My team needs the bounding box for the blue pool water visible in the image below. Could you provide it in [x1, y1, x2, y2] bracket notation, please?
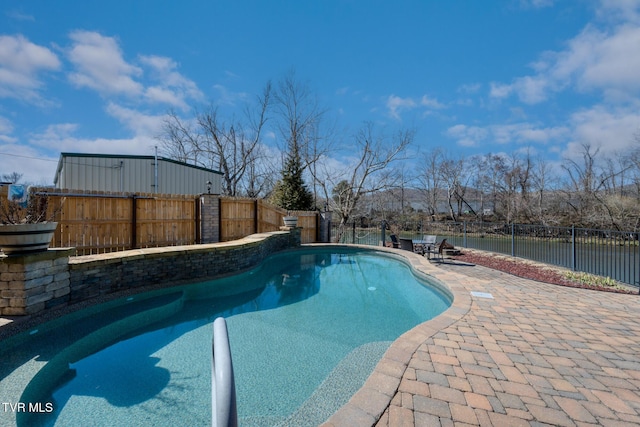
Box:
[0, 247, 451, 427]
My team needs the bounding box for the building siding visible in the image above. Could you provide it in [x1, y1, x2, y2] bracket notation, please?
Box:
[55, 153, 222, 195]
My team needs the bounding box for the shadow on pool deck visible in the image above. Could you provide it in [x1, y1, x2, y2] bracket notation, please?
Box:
[322, 246, 640, 427]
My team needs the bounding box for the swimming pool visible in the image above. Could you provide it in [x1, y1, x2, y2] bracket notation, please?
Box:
[0, 247, 451, 427]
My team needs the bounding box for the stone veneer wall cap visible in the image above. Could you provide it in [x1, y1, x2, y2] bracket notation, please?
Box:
[67, 231, 294, 269]
[1, 248, 75, 264]
[245, 231, 288, 240]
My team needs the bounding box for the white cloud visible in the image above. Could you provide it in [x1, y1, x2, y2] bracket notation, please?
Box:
[0, 34, 61, 102]
[105, 103, 165, 137]
[386, 95, 417, 120]
[489, 82, 512, 99]
[67, 30, 143, 96]
[420, 95, 446, 109]
[139, 55, 203, 109]
[224, 70, 240, 79]
[5, 10, 35, 22]
[457, 83, 481, 94]
[28, 123, 78, 147]
[454, 84, 481, 107]
[29, 122, 155, 156]
[65, 33, 203, 110]
[595, 0, 640, 24]
[446, 124, 489, 147]
[575, 25, 640, 93]
[448, 105, 640, 161]
[137, 55, 173, 74]
[514, 76, 550, 104]
[491, 15, 640, 104]
[313, 153, 352, 185]
[537, 24, 640, 100]
[490, 75, 550, 104]
[0, 116, 17, 143]
[446, 122, 569, 147]
[492, 123, 569, 144]
[569, 104, 640, 155]
[0, 143, 58, 185]
[518, 0, 555, 9]
[213, 84, 249, 106]
[386, 94, 445, 120]
[144, 86, 186, 107]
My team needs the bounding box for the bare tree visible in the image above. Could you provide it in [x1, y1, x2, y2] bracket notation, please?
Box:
[158, 81, 272, 197]
[316, 122, 414, 241]
[243, 144, 279, 198]
[516, 150, 533, 221]
[530, 154, 559, 225]
[394, 164, 416, 218]
[158, 111, 202, 164]
[560, 143, 632, 228]
[271, 70, 331, 206]
[417, 148, 445, 220]
[439, 154, 468, 221]
[1, 172, 23, 184]
[494, 152, 534, 223]
[479, 154, 506, 219]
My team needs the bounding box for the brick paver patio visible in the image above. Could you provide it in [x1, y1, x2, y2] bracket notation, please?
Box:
[323, 248, 640, 426]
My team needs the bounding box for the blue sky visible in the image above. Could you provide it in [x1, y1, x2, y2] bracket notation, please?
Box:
[1, 0, 640, 185]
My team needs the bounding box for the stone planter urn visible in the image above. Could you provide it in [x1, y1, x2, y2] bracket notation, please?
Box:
[0, 222, 58, 255]
[283, 216, 298, 227]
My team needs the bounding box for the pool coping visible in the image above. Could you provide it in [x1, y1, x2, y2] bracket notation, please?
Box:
[315, 244, 474, 427]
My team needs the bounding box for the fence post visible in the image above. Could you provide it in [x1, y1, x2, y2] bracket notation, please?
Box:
[195, 196, 201, 244]
[637, 232, 640, 295]
[254, 200, 259, 234]
[511, 223, 515, 257]
[572, 224, 576, 271]
[380, 221, 387, 247]
[463, 221, 467, 248]
[131, 195, 137, 249]
[352, 222, 356, 244]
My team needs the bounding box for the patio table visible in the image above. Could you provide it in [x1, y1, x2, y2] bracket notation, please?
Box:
[411, 239, 433, 256]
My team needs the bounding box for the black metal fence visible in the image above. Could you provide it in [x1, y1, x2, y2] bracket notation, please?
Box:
[330, 220, 640, 289]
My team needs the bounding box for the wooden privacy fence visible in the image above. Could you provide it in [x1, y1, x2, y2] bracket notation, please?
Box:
[40, 189, 197, 256]
[219, 198, 317, 244]
[0, 187, 319, 255]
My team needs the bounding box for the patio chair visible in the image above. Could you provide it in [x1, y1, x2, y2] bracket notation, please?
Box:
[388, 234, 400, 249]
[417, 235, 437, 256]
[426, 238, 449, 262]
[422, 235, 437, 246]
[399, 237, 414, 251]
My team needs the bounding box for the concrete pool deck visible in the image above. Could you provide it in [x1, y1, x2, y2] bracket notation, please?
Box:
[323, 247, 640, 427]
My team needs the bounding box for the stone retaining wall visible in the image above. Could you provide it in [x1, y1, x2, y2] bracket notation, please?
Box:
[0, 249, 74, 315]
[0, 228, 300, 316]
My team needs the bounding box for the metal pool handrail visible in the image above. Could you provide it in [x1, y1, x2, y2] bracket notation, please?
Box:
[212, 317, 238, 427]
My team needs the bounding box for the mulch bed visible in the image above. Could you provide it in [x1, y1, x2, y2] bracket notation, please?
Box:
[451, 250, 637, 294]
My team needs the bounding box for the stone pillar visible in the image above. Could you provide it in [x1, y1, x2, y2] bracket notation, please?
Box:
[318, 211, 332, 243]
[200, 194, 220, 244]
[0, 248, 74, 316]
[280, 226, 302, 247]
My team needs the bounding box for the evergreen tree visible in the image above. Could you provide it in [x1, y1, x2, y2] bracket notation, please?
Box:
[271, 143, 314, 211]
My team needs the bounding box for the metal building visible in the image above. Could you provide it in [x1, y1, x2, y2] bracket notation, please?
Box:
[54, 153, 223, 195]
